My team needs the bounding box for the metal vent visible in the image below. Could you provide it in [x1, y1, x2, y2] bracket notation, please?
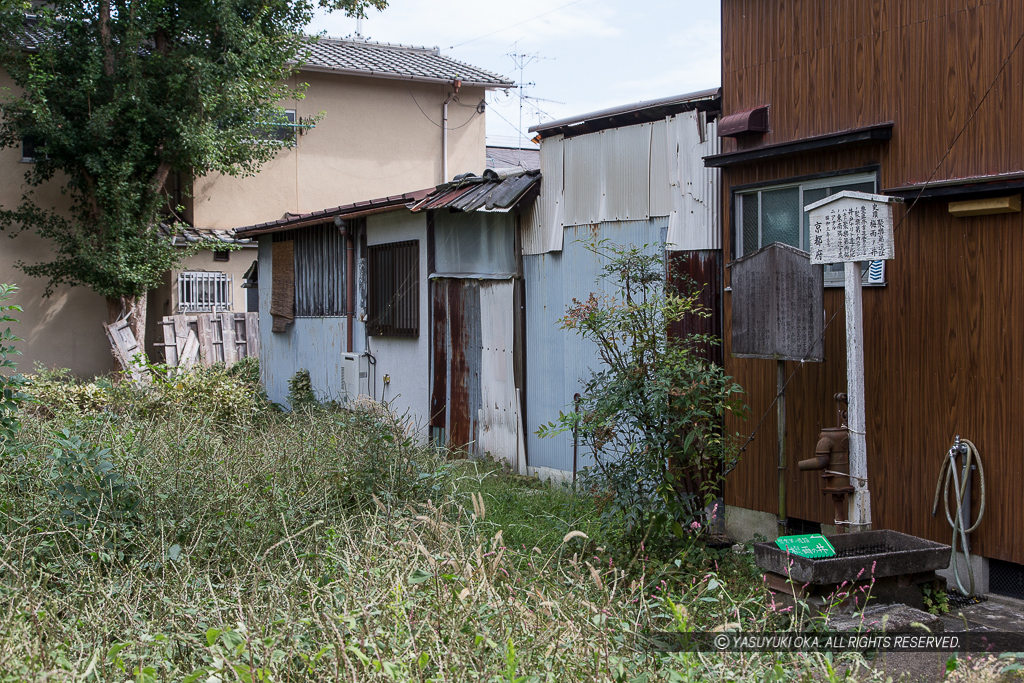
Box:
[990, 558, 1024, 600]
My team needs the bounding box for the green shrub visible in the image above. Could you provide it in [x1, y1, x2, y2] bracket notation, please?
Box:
[27, 366, 114, 415]
[148, 362, 264, 424]
[539, 242, 746, 562]
[0, 284, 28, 445]
[287, 368, 316, 408]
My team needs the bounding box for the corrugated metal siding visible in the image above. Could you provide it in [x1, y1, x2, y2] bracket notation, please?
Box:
[478, 280, 521, 467]
[600, 123, 652, 223]
[649, 119, 672, 217]
[523, 136, 564, 255]
[523, 218, 668, 474]
[563, 133, 603, 227]
[667, 111, 721, 251]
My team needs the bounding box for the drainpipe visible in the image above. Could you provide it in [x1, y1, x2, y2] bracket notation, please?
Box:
[441, 79, 462, 183]
[336, 216, 355, 353]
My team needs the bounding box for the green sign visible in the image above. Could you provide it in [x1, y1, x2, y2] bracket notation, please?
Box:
[775, 534, 836, 559]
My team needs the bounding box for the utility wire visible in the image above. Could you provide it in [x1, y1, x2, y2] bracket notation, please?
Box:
[892, 20, 1024, 233]
[447, 0, 589, 50]
[731, 20, 1024, 463]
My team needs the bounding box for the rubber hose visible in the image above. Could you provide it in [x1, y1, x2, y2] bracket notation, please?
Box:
[931, 438, 985, 596]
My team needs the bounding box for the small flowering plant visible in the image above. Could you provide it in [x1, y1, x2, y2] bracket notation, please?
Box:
[538, 241, 746, 560]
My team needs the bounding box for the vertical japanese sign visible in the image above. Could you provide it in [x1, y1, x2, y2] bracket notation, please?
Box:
[807, 191, 896, 265]
[804, 191, 901, 533]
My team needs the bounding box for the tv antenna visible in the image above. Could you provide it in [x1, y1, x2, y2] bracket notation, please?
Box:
[507, 43, 556, 148]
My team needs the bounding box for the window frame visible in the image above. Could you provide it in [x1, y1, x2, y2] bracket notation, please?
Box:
[178, 271, 232, 313]
[732, 168, 884, 287]
[367, 239, 420, 338]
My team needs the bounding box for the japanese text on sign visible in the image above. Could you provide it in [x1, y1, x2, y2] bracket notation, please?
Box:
[806, 192, 897, 264]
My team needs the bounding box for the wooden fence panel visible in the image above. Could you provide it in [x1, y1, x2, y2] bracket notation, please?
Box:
[158, 313, 258, 368]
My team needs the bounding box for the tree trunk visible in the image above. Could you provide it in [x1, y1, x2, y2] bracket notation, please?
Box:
[106, 292, 147, 355]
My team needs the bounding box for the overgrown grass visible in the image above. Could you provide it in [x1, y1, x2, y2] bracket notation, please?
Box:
[0, 368, 944, 681]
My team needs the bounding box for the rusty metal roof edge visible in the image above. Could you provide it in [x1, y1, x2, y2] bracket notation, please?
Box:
[529, 88, 721, 136]
[234, 189, 432, 236]
[409, 169, 540, 213]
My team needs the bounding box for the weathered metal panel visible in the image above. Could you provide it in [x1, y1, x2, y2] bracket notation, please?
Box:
[429, 282, 447, 428]
[523, 136, 563, 255]
[649, 119, 672, 217]
[478, 280, 521, 467]
[730, 242, 824, 362]
[523, 218, 669, 475]
[563, 133, 603, 227]
[523, 251, 570, 472]
[667, 111, 721, 251]
[600, 123, 652, 223]
[259, 235, 350, 406]
[440, 279, 483, 454]
[667, 250, 724, 366]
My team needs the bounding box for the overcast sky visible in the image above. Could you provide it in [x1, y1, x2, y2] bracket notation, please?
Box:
[307, 0, 721, 148]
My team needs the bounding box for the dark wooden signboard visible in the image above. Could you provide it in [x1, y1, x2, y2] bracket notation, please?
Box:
[730, 242, 824, 362]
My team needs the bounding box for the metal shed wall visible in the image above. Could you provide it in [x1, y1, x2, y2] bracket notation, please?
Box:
[523, 217, 668, 476]
[527, 114, 719, 255]
[259, 235, 360, 406]
[667, 111, 721, 251]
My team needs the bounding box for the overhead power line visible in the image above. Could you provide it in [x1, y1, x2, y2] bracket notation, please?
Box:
[447, 0, 589, 50]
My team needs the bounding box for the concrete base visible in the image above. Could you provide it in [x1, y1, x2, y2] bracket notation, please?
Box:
[935, 551, 988, 595]
[724, 505, 780, 541]
[526, 465, 573, 485]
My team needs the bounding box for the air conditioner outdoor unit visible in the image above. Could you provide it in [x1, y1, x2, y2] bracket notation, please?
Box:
[339, 352, 371, 402]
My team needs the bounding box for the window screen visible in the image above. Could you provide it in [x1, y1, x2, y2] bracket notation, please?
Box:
[367, 240, 419, 337]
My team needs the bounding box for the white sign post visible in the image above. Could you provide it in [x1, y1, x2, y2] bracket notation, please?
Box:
[805, 191, 900, 532]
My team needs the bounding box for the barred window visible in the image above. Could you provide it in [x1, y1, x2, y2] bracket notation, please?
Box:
[367, 240, 419, 337]
[178, 271, 232, 312]
[275, 222, 348, 317]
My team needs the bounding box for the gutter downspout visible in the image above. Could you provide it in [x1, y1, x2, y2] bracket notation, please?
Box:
[441, 79, 462, 183]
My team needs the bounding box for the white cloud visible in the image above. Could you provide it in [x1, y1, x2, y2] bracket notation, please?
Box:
[305, 0, 722, 141]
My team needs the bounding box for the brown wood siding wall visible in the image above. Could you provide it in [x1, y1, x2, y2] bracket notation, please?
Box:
[721, 0, 1024, 564]
[721, 0, 1024, 184]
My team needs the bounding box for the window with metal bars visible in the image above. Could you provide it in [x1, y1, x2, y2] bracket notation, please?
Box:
[178, 271, 232, 312]
[367, 240, 419, 337]
[274, 222, 348, 317]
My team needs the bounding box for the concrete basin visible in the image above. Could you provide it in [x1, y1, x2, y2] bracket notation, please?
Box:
[754, 530, 951, 585]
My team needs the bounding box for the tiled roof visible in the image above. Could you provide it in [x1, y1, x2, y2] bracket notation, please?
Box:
[300, 37, 513, 88]
[6, 19, 512, 88]
[159, 224, 255, 246]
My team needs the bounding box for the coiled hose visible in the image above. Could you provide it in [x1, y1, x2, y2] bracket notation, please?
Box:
[931, 437, 985, 596]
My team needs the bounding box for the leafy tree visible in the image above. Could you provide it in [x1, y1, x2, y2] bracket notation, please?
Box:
[539, 242, 746, 562]
[0, 0, 385, 349]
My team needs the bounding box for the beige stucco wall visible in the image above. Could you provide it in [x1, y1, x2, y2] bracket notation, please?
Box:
[0, 71, 116, 378]
[192, 72, 488, 229]
[2, 67, 489, 376]
[145, 246, 258, 358]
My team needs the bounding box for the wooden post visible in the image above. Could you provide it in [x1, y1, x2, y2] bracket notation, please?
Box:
[777, 359, 787, 535]
[844, 261, 871, 530]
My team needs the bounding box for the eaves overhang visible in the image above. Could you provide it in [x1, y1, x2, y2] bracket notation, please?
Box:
[884, 171, 1024, 199]
[297, 64, 513, 89]
[703, 123, 893, 168]
[530, 88, 721, 140]
[234, 189, 432, 236]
